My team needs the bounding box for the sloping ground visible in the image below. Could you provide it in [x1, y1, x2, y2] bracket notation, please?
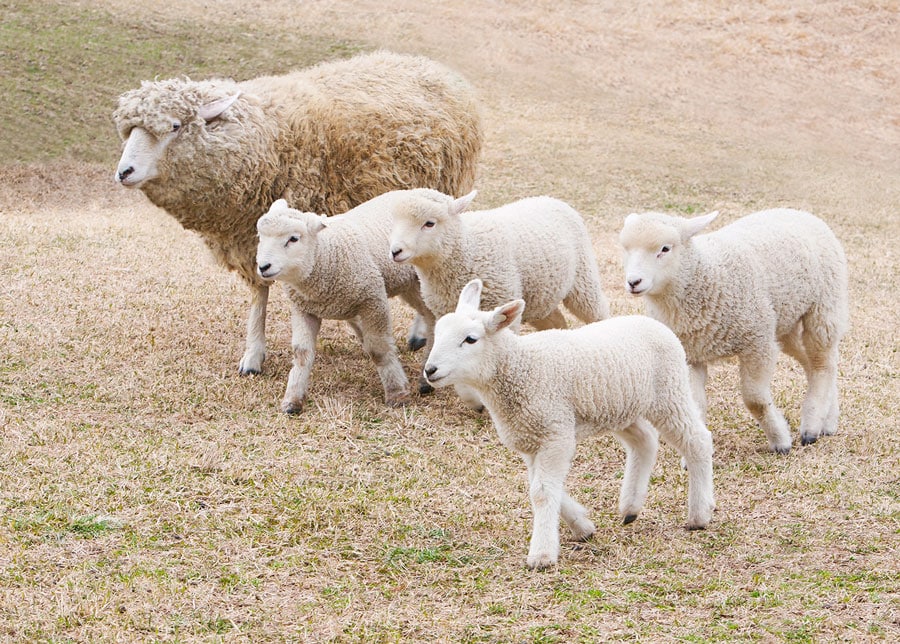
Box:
[1, 1, 897, 641]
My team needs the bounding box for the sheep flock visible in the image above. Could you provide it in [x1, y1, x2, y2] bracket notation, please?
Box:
[113, 50, 849, 569]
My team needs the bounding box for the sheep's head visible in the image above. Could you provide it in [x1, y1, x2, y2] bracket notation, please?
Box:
[423, 279, 524, 388]
[389, 189, 477, 266]
[112, 77, 241, 188]
[618, 211, 718, 296]
[256, 199, 326, 283]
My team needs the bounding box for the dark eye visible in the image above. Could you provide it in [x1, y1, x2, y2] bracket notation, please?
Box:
[423, 221, 435, 229]
[286, 235, 299, 246]
[660, 245, 671, 254]
[172, 122, 181, 132]
[463, 335, 478, 345]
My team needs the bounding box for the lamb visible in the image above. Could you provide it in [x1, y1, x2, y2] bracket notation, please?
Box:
[423, 279, 715, 570]
[619, 208, 849, 454]
[255, 195, 435, 413]
[113, 50, 483, 374]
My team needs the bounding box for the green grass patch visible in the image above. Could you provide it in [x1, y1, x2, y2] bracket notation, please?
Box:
[0, 0, 362, 164]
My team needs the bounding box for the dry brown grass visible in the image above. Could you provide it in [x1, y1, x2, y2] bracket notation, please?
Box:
[1, 1, 898, 641]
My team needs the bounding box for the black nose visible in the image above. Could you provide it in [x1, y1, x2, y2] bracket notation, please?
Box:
[258, 263, 271, 274]
[424, 365, 437, 377]
[117, 167, 134, 182]
[628, 278, 642, 289]
[391, 248, 402, 258]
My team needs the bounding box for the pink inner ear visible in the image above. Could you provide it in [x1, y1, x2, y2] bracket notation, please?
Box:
[198, 93, 241, 122]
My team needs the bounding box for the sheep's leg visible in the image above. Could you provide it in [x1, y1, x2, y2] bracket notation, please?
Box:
[739, 348, 792, 454]
[454, 384, 484, 411]
[345, 317, 364, 344]
[611, 420, 658, 523]
[559, 492, 595, 542]
[529, 308, 567, 331]
[357, 304, 409, 407]
[521, 436, 576, 570]
[563, 269, 610, 323]
[688, 362, 708, 424]
[798, 343, 840, 445]
[238, 284, 269, 375]
[399, 290, 437, 394]
[407, 315, 429, 352]
[653, 409, 715, 530]
[281, 304, 321, 415]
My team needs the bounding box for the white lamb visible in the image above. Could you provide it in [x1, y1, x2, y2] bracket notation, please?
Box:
[619, 208, 849, 453]
[256, 195, 435, 413]
[423, 279, 715, 570]
[389, 189, 610, 405]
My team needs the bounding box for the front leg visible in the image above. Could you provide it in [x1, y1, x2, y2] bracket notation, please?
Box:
[521, 436, 576, 570]
[239, 283, 269, 375]
[281, 302, 321, 414]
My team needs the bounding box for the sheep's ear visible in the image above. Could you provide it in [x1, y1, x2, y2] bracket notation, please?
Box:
[198, 93, 241, 122]
[449, 190, 477, 216]
[270, 198, 289, 212]
[309, 216, 327, 234]
[456, 279, 483, 312]
[681, 211, 719, 241]
[487, 299, 525, 333]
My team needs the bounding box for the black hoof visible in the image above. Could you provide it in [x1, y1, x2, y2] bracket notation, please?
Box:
[238, 367, 261, 376]
[686, 524, 707, 531]
[623, 514, 638, 525]
[419, 382, 434, 395]
[408, 337, 427, 352]
[773, 446, 791, 455]
[800, 434, 819, 446]
[282, 404, 304, 415]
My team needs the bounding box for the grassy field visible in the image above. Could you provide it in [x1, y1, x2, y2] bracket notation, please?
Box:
[0, 0, 897, 641]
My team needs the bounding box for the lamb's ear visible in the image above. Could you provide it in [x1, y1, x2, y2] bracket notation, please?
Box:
[449, 190, 477, 216]
[198, 93, 241, 122]
[681, 211, 719, 241]
[270, 198, 289, 212]
[487, 299, 525, 333]
[455, 279, 483, 312]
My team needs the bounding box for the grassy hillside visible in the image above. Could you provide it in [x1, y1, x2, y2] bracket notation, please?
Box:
[0, 0, 360, 164]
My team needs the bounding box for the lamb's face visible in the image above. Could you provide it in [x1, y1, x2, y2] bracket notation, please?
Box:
[389, 199, 448, 266]
[423, 312, 489, 388]
[256, 202, 324, 283]
[619, 214, 682, 297]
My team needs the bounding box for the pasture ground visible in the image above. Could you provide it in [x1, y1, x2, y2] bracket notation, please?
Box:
[1, 1, 897, 641]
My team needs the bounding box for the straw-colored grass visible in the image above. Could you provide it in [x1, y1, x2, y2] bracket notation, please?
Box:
[1, 1, 897, 641]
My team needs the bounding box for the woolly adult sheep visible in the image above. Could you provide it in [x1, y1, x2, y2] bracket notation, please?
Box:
[423, 279, 715, 570]
[619, 208, 849, 454]
[113, 51, 483, 374]
[256, 195, 435, 414]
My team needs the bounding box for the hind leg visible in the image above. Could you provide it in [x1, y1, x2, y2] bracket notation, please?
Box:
[738, 347, 792, 454]
[799, 342, 840, 445]
[563, 270, 610, 323]
[611, 420, 659, 523]
[529, 307, 567, 331]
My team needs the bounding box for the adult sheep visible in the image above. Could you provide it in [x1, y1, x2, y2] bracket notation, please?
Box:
[619, 209, 849, 453]
[113, 51, 483, 374]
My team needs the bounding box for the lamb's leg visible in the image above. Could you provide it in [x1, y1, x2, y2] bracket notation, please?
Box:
[529, 307, 567, 331]
[560, 492, 595, 541]
[281, 304, 321, 414]
[563, 267, 610, 323]
[521, 437, 576, 570]
[799, 343, 840, 445]
[238, 284, 269, 375]
[612, 420, 659, 523]
[653, 409, 715, 530]
[689, 362, 708, 424]
[739, 347, 792, 454]
[357, 304, 409, 407]
[407, 314, 429, 352]
[399, 291, 437, 394]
